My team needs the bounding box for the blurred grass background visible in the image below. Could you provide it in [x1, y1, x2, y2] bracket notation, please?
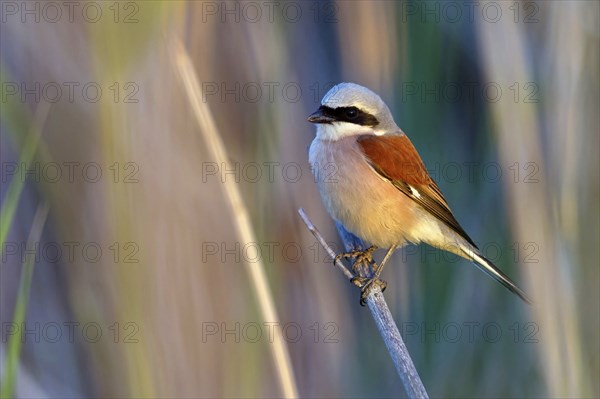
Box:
[1, 1, 599, 398]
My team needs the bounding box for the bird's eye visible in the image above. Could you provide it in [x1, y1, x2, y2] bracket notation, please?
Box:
[345, 108, 358, 119]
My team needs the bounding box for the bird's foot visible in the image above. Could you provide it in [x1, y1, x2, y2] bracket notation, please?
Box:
[334, 245, 378, 274]
[334, 245, 387, 306]
[350, 276, 387, 306]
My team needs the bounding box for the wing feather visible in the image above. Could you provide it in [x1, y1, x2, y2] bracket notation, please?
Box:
[357, 134, 477, 248]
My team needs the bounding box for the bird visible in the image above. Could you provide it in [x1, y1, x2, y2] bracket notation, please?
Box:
[307, 82, 531, 304]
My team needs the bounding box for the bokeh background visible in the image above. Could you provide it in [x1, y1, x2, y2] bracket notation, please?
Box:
[1, 1, 599, 398]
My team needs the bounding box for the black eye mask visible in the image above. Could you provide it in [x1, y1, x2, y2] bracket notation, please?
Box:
[318, 105, 380, 127]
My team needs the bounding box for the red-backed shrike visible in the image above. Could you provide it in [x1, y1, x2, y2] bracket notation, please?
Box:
[308, 82, 531, 304]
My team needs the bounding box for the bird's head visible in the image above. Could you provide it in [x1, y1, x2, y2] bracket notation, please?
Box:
[308, 82, 399, 141]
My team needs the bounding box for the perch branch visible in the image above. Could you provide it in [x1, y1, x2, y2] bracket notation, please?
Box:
[298, 208, 429, 399]
[298, 209, 354, 280]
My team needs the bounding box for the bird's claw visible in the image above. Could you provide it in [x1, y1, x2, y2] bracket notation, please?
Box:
[334, 246, 387, 306]
[351, 276, 387, 306]
[350, 276, 369, 288]
[333, 246, 378, 274]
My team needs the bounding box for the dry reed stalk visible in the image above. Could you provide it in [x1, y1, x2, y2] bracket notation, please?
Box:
[172, 40, 299, 399]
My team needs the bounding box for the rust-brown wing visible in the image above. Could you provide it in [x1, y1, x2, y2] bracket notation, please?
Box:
[357, 134, 477, 248]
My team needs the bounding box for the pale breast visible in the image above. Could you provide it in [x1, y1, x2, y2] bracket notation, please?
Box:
[308, 136, 430, 248]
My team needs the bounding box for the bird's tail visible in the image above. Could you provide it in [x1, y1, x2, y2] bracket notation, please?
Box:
[459, 244, 533, 305]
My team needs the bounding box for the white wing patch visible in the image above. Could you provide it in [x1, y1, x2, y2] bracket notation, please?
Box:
[408, 185, 422, 198]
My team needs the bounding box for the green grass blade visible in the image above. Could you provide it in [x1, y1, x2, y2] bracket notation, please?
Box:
[0, 101, 49, 249]
[1, 203, 49, 398]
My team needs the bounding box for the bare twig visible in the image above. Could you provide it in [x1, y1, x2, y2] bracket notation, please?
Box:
[297, 209, 354, 280]
[364, 287, 429, 399]
[298, 208, 429, 399]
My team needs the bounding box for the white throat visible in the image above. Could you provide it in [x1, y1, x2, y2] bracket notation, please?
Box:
[315, 122, 384, 141]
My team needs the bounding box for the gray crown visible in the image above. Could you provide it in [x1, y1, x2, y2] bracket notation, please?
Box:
[321, 82, 399, 132]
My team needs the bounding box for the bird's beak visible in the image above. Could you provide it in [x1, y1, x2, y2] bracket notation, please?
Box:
[307, 107, 334, 124]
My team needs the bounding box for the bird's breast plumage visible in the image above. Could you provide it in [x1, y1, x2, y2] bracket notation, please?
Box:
[308, 135, 436, 248]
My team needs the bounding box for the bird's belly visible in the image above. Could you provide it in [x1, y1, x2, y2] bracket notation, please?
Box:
[309, 137, 426, 248]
